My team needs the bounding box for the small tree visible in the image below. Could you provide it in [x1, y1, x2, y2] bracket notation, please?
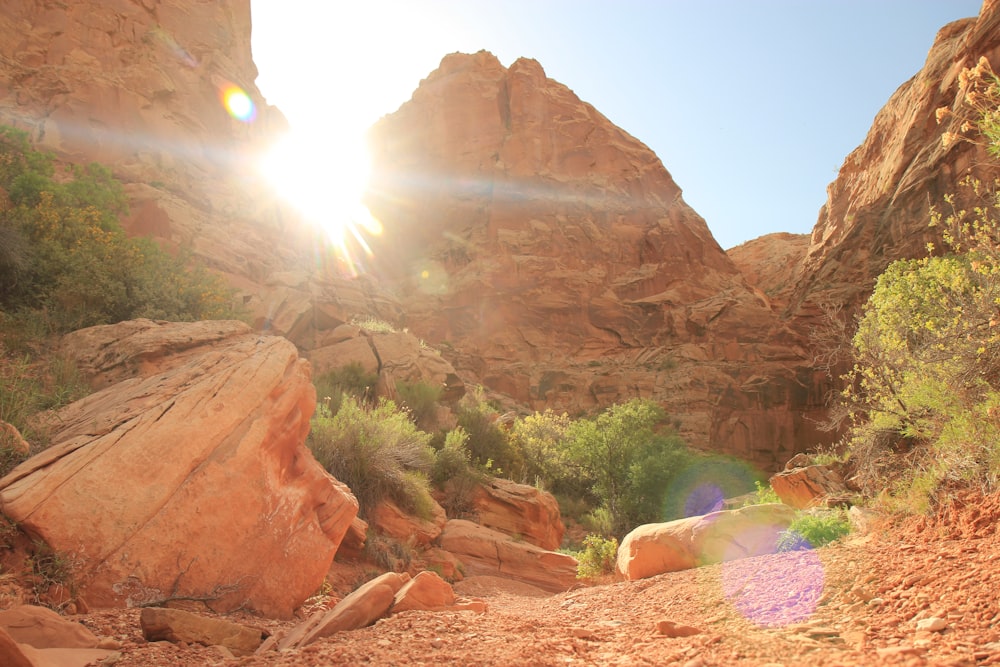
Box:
[566, 398, 685, 536]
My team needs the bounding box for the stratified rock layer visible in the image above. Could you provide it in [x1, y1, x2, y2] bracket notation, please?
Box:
[365, 51, 826, 468]
[0, 319, 358, 618]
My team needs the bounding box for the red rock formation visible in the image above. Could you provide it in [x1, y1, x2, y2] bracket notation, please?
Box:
[364, 51, 829, 469]
[786, 1, 1000, 327]
[438, 519, 578, 592]
[0, 320, 358, 618]
[468, 478, 565, 551]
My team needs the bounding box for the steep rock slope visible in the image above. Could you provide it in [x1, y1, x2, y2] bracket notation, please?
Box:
[365, 52, 828, 467]
[786, 0, 1000, 327]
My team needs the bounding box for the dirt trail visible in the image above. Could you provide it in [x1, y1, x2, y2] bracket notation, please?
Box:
[39, 496, 1000, 665]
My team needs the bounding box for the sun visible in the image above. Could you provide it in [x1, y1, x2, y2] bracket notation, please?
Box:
[258, 131, 382, 273]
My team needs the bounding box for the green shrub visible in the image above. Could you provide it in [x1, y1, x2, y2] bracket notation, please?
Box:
[0, 125, 240, 334]
[776, 511, 851, 552]
[742, 480, 781, 506]
[510, 409, 588, 495]
[308, 396, 435, 519]
[395, 379, 442, 429]
[575, 534, 619, 579]
[430, 427, 484, 518]
[314, 363, 379, 413]
[455, 386, 523, 478]
[566, 398, 688, 537]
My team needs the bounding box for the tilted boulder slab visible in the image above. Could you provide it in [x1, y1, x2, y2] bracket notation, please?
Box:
[469, 477, 565, 550]
[277, 572, 410, 650]
[0, 319, 359, 618]
[617, 504, 797, 580]
[438, 519, 577, 592]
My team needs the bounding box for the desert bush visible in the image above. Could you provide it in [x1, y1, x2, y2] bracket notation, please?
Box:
[314, 363, 379, 413]
[430, 427, 485, 518]
[308, 395, 435, 519]
[362, 531, 417, 572]
[510, 409, 588, 496]
[742, 480, 781, 506]
[395, 379, 442, 429]
[454, 386, 523, 478]
[566, 398, 688, 537]
[575, 534, 619, 579]
[0, 125, 240, 334]
[776, 510, 851, 552]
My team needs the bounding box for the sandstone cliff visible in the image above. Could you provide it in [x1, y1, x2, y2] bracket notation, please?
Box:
[3, 0, 996, 474]
[364, 51, 828, 467]
[785, 0, 1000, 328]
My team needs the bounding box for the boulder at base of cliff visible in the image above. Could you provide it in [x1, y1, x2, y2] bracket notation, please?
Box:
[469, 477, 565, 551]
[617, 504, 797, 580]
[0, 319, 359, 618]
[438, 519, 577, 592]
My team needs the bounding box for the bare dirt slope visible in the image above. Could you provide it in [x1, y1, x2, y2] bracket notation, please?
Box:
[64, 494, 1000, 666]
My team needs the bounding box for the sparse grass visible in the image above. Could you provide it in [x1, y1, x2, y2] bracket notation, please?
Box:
[742, 480, 781, 507]
[776, 510, 851, 552]
[351, 315, 397, 334]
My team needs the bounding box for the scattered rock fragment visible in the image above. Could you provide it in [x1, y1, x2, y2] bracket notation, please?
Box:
[655, 620, 703, 638]
[915, 616, 948, 633]
[139, 607, 265, 656]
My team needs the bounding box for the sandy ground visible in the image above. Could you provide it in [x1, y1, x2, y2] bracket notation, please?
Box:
[55, 493, 999, 667]
[1, 497, 1000, 667]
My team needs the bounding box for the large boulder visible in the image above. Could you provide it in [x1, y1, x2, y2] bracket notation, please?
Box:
[438, 519, 577, 592]
[469, 478, 565, 551]
[0, 319, 359, 618]
[617, 504, 797, 581]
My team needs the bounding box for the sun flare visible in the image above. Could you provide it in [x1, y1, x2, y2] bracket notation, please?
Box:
[259, 131, 382, 273]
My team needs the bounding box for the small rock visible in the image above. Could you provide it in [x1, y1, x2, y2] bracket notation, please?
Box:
[570, 627, 595, 640]
[430, 638, 445, 649]
[916, 617, 948, 633]
[96, 637, 122, 650]
[654, 620, 702, 638]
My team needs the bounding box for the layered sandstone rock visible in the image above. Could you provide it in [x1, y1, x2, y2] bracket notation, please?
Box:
[0, 319, 358, 618]
[369, 497, 447, 547]
[468, 478, 565, 551]
[438, 519, 577, 592]
[770, 464, 851, 510]
[365, 51, 827, 469]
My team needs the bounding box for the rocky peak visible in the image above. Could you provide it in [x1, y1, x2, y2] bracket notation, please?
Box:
[364, 51, 822, 468]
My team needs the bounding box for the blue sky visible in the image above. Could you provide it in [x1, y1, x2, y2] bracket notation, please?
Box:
[251, 1, 983, 250]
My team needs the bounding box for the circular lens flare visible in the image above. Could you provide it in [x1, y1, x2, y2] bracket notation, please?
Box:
[221, 85, 256, 122]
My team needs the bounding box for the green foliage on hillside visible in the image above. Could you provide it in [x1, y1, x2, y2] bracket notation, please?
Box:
[0, 125, 240, 337]
[565, 398, 690, 537]
[0, 126, 245, 474]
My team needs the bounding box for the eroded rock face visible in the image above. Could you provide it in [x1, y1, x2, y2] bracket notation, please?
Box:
[438, 519, 577, 592]
[365, 51, 826, 469]
[469, 478, 565, 551]
[787, 2, 1000, 327]
[0, 319, 358, 618]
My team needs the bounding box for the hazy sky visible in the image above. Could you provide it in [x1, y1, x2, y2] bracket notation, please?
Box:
[250, 0, 983, 250]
